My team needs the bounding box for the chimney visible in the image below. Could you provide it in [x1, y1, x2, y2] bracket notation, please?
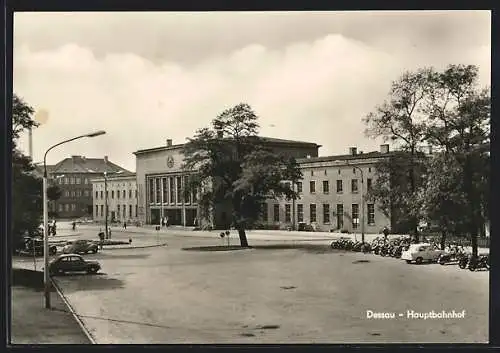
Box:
[349, 147, 357, 156]
[104, 156, 108, 164]
[166, 139, 173, 147]
[380, 144, 389, 154]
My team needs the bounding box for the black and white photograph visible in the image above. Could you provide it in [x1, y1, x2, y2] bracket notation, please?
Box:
[10, 10, 490, 344]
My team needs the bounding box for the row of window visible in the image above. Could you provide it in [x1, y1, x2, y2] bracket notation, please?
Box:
[95, 204, 138, 218]
[57, 203, 78, 212]
[95, 189, 138, 200]
[263, 203, 376, 228]
[55, 176, 90, 185]
[148, 176, 198, 205]
[63, 190, 91, 197]
[307, 167, 372, 177]
[296, 179, 372, 194]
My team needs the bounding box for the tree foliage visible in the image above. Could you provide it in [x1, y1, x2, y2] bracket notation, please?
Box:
[182, 103, 302, 247]
[12, 94, 43, 248]
[364, 64, 490, 255]
[47, 184, 63, 201]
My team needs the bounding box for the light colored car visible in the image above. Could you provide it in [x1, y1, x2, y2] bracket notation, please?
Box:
[401, 243, 444, 264]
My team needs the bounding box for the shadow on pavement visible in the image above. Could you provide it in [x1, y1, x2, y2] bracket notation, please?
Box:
[54, 275, 125, 292]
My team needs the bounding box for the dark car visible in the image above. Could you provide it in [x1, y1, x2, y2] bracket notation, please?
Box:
[62, 239, 99, 254]
[49, 254, 101, 275]
[16, 237, 57, 256]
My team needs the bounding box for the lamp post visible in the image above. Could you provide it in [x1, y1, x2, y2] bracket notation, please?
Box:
[43, 130, 105, 309]
[104, 170, 123, 239]
[345, 161, 365, 244]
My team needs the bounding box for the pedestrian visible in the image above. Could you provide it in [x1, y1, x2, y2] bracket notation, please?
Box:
[194, 217, 198, 227]
[72, 221, 76, 231]
[382, 226, 389, 243]
[123, 221, 127, 229]
[165, 216, 169, 228]
[52, 220, 57, 236]
[161, 217, 165, 228]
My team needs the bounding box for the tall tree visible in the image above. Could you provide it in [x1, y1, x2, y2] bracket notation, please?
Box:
[183, 103, 302, 247]
[12, 94, 42, 248]
[423, 64, 490, 257]
[364, 69, 432, 241]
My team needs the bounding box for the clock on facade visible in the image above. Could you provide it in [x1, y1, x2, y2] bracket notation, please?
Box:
[167, 156, 174, 168]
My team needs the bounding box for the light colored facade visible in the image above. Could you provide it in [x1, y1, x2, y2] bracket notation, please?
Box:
[91, 173, 139, 223]
[134, 140, 199, 226]
[261, 145, 392, 233]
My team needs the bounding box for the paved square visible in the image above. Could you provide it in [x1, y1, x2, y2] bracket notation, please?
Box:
[50, 235, 489, 344]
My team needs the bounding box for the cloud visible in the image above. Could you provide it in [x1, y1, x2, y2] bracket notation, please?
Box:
[14, 29, 490, 172]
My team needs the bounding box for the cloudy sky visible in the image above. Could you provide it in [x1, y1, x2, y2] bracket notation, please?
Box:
[14, 11, 490, 172]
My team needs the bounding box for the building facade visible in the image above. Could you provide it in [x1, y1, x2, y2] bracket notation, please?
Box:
[134, 137, 321, 227]
[38, 155, 130, 219]
[261, 145, 392, 233]
[91, 173, 139, 223]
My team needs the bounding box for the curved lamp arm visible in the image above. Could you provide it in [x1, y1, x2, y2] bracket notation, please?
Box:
[43, 130, 105, 177]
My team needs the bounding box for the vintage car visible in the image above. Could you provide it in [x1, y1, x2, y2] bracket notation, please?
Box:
[62, 239, 99, 254]
[401, 243, 444, 264]
[49, 254, 101, 275]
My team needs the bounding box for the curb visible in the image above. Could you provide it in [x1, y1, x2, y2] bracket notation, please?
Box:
[51, 278, 97, 344]
[102, 242, 168, 250]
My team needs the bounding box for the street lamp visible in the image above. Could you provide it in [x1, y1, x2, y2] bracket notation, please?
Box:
[345, 160, 365, 244]
[104, 170, 123, 239]
[43, 130, 105, 309]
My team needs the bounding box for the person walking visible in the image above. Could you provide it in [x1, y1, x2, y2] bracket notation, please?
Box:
[123, 221, 127, 230]
[52, 220, 57, 236]
[72, 221, 76, 231]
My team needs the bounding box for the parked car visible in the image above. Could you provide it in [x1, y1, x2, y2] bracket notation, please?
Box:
[62, 239, 99, 254]
[49, 254, 101, 275]
[16, 236, 57, 256]
[401, 243, 444, 264]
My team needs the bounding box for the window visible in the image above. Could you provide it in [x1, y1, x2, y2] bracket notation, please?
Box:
[135, 190, 138, 198]
[65, 190, 70, 197]
[100, 205, 104, 216]
[323, 180, 329, 194]
[100, 191, 103, 199]
[297, 182, 303, 193]
[123, 205, 126, 218]
[156, 178, 162, 204]
[135, 205, 138, 217]
[65, 204, 70, 212]
[310, 204, 317, 223]
[117, 204, 120, 215]
[338, 169, 341, 175]
[367, 178, 372, 191]
[112, 190, 115, 199]
[95, 205, 98, 217]
[284, 182, 291, 190]
[149, 179, 154, 203]
[170, 178, 175, 203]
[192, 187, 198, 204]
[336, 204, 344, 229]
[84, 178, 89, 184]
[310, 181, 316, 193]
[285, 204, 291, 222]
[106, 191, 109, 198]
[76, 177, 81, 184]
[297, 204, 304, 223]
[129, 205, 133, 218]
[71, 191, 76, 197]
[273, 204, 280, 222]
[58, 204, 64, 212]
[185, 176, 191, 204]
[162, 178, 167, 203]
[352, 204, 359, 229]
[368, 167, 372, 173]
[70, 177, 75, 185]
[84, 190, 89, 197]
[176, 176, 182, 203]
[71, 204, 76, 211]
[64, 177, 69, 184]
[311, 170, 314, 176]
[117, 190, 120, 199]
[323, 204, 330, 224]
[129, 189, 132, 198]
[123, 190, 126, 199]
[353, 168, 356, 174]
[261, 203, 268, 222]
[95, 191, 99, 199]
[351, 179, 359, 193]
[368, 204, 375, 225]
[324, 169, 327, 176]
[336, 180, 343, 193]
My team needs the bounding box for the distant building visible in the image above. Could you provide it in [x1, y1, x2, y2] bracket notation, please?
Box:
[91, 173, 138, 224]
[36, 155, 130, 219]
[133, 137, 321, 228]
